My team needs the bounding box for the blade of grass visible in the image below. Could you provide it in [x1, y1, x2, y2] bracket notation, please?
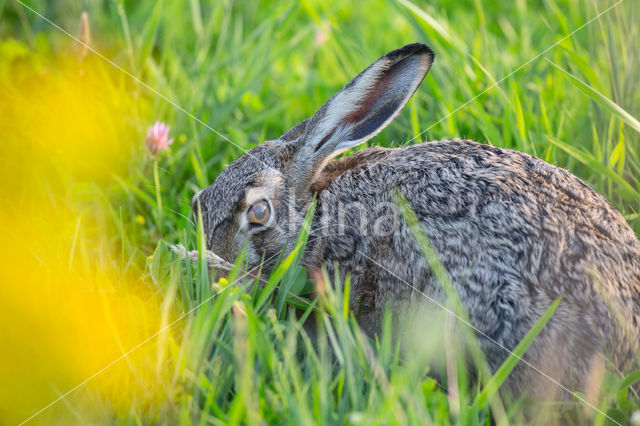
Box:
[546, 135, 640, 200]
[547, 59, 640, 134]
[472, 298, 561, 411]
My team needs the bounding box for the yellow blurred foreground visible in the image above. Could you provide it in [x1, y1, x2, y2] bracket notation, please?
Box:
[0, 42, 169, 424]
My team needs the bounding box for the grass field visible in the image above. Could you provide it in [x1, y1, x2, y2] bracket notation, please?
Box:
[1, 0, 639, 424]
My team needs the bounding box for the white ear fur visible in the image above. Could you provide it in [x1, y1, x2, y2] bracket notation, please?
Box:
[291, 43, 434, 186]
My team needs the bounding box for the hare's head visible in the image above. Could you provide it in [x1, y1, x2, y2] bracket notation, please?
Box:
[193, 43, 434, 271]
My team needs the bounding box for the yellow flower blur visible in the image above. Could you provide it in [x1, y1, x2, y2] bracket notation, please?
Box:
[0, 42, 171, 424]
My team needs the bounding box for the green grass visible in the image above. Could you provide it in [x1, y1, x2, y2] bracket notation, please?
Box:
[1, 0, 640, 424]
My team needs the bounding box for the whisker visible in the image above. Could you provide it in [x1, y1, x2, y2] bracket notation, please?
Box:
[309, 223, 360, 235]
[165, 208, 196, 227]
[307, 233, 353, 244]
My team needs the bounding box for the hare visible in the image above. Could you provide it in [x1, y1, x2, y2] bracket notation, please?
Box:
[192, 44, 640, 398]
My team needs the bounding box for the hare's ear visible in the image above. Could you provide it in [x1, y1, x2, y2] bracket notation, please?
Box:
[290, 43, 434, 191]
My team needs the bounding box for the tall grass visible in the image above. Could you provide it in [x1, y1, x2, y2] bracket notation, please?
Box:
[0, 0, 639, 424]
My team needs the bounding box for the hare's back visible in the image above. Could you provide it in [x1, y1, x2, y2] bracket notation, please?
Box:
[325, 138, 640, 306]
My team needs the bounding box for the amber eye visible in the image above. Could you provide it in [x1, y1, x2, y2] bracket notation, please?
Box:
[247, 200, 271, 225]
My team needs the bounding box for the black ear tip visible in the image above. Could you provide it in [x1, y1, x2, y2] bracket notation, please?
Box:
[385, 43, 435, 65]
[405, 43, 434, 55]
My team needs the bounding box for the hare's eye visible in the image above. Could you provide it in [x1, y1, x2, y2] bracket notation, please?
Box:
[247, 200, 270, 225]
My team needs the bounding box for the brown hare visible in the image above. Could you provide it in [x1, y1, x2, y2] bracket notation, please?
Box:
[192, 43, 640, 398]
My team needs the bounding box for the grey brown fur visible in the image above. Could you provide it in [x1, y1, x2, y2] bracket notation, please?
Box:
[193, 44, 640, 397]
